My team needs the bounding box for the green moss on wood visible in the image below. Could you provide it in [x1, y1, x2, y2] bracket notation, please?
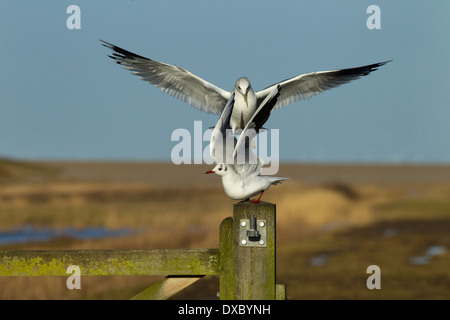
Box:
[0, 249, 219, 276]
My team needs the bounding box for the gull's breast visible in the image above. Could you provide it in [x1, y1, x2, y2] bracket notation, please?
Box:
[230, 93, 257, 130]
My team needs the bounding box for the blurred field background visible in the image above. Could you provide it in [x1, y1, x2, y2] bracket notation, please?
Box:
[0, 158, 449, 299]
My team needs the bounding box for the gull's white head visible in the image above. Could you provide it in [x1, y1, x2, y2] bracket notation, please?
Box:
[234, 77, 251, 103]
[205, 163, 229, 177]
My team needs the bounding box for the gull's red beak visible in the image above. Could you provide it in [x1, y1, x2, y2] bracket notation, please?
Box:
[205, 170, 215, 174]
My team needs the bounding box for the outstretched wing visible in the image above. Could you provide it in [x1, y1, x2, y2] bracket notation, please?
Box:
[102, 40, 231, 114]
[256, 61, 391, 110]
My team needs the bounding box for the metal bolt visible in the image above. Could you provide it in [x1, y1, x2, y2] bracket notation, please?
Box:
[259, 240, 265, 245]
[241, 239, 247, 245]
[259, 221, 265, 228]
[241, 221, 247, 227]
[250, 215, 257, 230]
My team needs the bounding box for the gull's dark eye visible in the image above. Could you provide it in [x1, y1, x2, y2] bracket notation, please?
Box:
[218, 167, 222, 171]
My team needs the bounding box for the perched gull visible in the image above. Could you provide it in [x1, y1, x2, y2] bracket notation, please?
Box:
[102, 40, 390, 132]
[206, 85, 287, 203]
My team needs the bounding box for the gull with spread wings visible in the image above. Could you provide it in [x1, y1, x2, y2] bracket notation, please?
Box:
[101, 40, 390, 133]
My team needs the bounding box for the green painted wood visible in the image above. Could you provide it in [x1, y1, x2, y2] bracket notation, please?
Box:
[0, 249, 219, 276]
[233, 201, 276, 300]
[276, 284, 286, 300]
[219, 216, 234, 300]
[131, 275, 204, 300]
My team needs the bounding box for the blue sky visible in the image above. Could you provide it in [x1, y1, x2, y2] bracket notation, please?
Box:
[1, 1, 449, 163]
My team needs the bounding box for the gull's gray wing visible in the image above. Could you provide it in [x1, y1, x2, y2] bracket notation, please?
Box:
[210, 93, 236, 163]
[102, 40, 232, 114]
[255, 61, 391, 110]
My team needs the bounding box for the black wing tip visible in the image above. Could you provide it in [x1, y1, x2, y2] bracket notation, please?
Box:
[368, 59, 392, 70]
[100, 39, 150, 61]
[338, 59, 392, 77]
[107, 54, 125, 65]
[379, 59, 393, 65]
[99, 39, 111, 47]
[100, 40, 119, 53]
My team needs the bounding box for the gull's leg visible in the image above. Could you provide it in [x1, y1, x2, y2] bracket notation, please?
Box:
[250, 191, 264, 204]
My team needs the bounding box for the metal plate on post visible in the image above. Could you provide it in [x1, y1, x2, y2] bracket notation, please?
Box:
[239, 219, 267, 247]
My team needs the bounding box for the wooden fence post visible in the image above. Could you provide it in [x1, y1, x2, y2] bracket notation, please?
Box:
[219, 201, 277, 300]
[219, 216, 235, 300]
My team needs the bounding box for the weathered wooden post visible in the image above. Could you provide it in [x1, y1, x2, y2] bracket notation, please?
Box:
[220, 201, 285, 300]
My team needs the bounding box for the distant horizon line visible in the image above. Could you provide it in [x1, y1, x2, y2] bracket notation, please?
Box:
[1, 155, 449, 166]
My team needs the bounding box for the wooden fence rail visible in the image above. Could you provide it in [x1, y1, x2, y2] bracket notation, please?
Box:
[0, 249, 219, 276]
[0, 202, 286, 300]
